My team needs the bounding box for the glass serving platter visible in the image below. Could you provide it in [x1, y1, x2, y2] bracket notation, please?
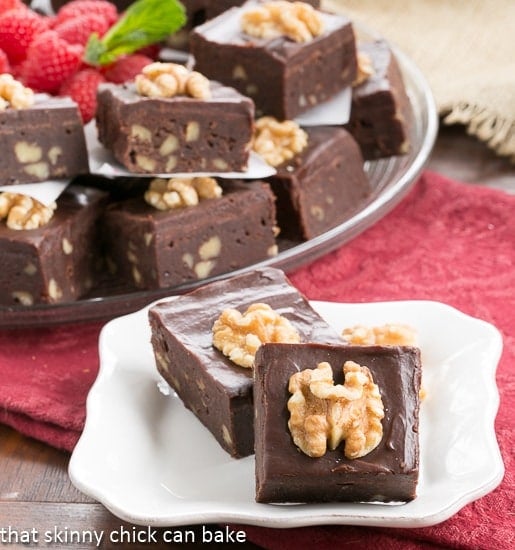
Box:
[0, 47, 438, 329]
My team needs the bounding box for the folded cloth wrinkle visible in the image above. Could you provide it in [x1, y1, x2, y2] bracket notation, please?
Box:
[0, 171, 513, 549]
[0, 322, 103, 445]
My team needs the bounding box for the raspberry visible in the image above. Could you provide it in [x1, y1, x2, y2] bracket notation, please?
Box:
[59, 67, 106, 123]
[55, 0, 118, 27]
[0, 8, 49, 65]
[22, 30, 83, 93]
[55, 12, 111, 46]
[102, 53, 153, 84]
[0, 0, 23, 15]
[0, 47, 9, 72]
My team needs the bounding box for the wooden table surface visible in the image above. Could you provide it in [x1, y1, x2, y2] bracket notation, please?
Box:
[0, 124, 513, 549]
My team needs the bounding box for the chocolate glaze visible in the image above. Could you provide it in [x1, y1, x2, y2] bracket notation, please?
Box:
[254, 343, 421, 503]
[95, 81, 254, 174]
[191, 1, 357, 119]
[268, 126, 371, 240]
[148, 267, 343, 457]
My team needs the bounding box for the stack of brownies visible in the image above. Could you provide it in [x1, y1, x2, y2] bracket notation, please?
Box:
[0, 0, 413, 307]
[0, 81, 108, 306]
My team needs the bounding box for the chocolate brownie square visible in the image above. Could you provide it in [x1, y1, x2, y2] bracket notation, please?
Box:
[190, 1, 357, 119]
[0, 184, 107, 306]
[148, 267, 343, 457]
[266, 126, 371, 240]
[254, 342, 421, 503]
[347, 39, 413, 159]
[0, 95, 89, 185]
[102, 179, 278, 290]
[95, 80, 255, 175]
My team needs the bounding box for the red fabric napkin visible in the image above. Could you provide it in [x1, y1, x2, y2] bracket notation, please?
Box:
[0, 171, 513, 549]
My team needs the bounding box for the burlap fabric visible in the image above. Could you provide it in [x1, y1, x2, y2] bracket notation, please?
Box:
[324, 0, 515, 162]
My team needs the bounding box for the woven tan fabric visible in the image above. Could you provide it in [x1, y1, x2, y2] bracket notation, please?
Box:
[324, 0, 515, 161]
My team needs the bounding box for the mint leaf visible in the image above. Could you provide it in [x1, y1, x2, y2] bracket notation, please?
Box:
[84, 0, 186, 66]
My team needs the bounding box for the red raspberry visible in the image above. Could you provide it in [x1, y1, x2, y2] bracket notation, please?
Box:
[59, 67, 106, 123]
[0, 47, 10, 72]
[22, 30, 83, 93]
[0, 8, 49, 65]
[55, 0, 118, 27]
[0, 0, 24, 15]
[54, 12, 111, 46]
[102, 53, 153, 84]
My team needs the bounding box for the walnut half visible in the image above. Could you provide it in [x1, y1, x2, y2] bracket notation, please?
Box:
[212, 303, 301, 368]
[144, 177, 222, 210]
[135, 62, 211, 100]
[252, 116, 308, 167]
[0, 192, 56, 230]
[241, 1, 324, 43]
[342, 323, 418, 346]
[287, 361, 384, 459]
[0, 74, 34, 110]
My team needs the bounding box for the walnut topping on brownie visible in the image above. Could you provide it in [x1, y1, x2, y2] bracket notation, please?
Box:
[252, 116, 308, 167]
[144, 177, 222, 210]
[342, 323, 418, 346]
[241, 1, 324, 43]
[0, 192, 56, 230]
[0, 74, 34, 110]
[212, 302, 301, 368]
[135, 62, 211, 99]
[287, 360, 384, 459]
[353, 51, 375, 86]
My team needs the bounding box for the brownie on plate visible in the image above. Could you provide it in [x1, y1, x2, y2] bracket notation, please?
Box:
[190, 1, 357, 119]
[102, 179, 277, 290]
[0, 184, 107, 306]
[254, 342, 422, 502]
[0, 94, 89, 185]
[148, 267, 342, 457]
[347, 39, 413, 160]
[95, 78, 255, 175]
[265, 126, 370, 241]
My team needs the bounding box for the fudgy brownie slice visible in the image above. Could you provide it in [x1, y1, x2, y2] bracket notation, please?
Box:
[148, 267, 343, 457]
[254, 342, 421, 503]
[190, 1, 357, 119]
[102, 179, 278, 291]
[95, 79, 254, 175]
[0, 95, 89, 185]
[264, 126, 371, 241]
[0, 184, 107, 306]
[347, 39, 413, 159]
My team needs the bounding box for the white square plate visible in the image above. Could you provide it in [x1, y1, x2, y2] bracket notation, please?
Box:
[69, 300, 504, 528]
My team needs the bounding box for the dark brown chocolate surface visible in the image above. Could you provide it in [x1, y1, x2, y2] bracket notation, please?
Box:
[148, 267, 343, 457]
[267, 126, 371, 241]
[191, 1, 357, 119]
[254, 342, 421, 503]
[95, 81, 254, 174]
[0, 96, 89, 185]
[0, 184, 107, 306]
[347, 39, 413, 160]
[102, 179, 277, 291]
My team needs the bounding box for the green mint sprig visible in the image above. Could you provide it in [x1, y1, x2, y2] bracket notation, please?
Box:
[84, 0, 186, 66]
